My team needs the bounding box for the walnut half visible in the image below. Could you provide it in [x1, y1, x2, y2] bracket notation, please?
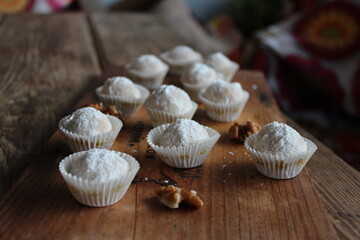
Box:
[155, 185, 204, 209]
[229, 120, 260, 144]
[87, 103, 123, 120]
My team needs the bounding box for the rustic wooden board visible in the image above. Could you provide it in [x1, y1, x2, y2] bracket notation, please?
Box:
[0, 68, 337, 239]
[0, 13, 101, 198]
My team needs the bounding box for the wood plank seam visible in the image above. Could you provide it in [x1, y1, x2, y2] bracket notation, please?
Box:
[0, 14, 6, 26]
[85, 13, 107, 70]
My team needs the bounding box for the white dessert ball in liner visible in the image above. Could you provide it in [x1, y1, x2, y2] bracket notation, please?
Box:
[205, 52, 239, 82]
[145, 101, 198, 127]
[144, 85, 198, 127]
[125, 54, 169, 90]
[59, 150, 140, 207]
[181, 82, 204, 102]
[181, 63, 219, 102]
[147, 122, 220, 168]
[199, 82, 249, 122]
[244, 123, 318, 179]
[160, 45, 203, 76]
[199, 91, 249, 122]
[59, 108, 123, 152]
[218, 61, 239, 82]
[95, 84, 150, 119]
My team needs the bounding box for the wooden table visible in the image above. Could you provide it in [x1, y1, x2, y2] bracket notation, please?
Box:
[0, 13, 359, 239]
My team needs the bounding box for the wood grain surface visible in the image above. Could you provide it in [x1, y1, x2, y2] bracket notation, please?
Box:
[89, 13, 184, 68]
[285, 117, 360, 240]
[0, 68, 337, 239]
[0, 14, 101, 198]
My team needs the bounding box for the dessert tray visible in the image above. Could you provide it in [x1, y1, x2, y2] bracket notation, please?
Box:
[0, 67, 337, 240]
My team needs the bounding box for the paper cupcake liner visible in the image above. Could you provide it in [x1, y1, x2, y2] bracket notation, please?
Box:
[199, 90, 249, 122]
[95, 85, 150, 118]
[216, 62, 239, 82]
[181, 83, 203, 102]
[147, 123, 220, 168]
[144, 101, 198, 127]
[125, 64, 169, 90]
[59, 151, 140, 207]
[59, 115, 123, 152]
[244, 135, 318, 179]
[160, 53, 202, 76]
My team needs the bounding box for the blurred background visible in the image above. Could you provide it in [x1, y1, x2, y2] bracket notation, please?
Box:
[1, 0, 359, 171]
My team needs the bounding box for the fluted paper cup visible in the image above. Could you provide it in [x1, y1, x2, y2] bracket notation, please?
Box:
[59, 150, 140, 207]
[59, 115, 123, 152]
[215, 62, 239, 82]
[181, 82, 207, 102]
[144, 101, 198, 127]
[244, 135, 318, 179]
[147, 123, 220, 168]
[125, 64, 169, 90]
[95, 85, 150, 118]
[199, 90, 249, 122]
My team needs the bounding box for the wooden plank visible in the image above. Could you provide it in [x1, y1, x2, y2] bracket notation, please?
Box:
[89, 13, 184, 68]
[0, 68, 338, 239]
[0, 13, 101, 198]
[284, 117, 360, 240]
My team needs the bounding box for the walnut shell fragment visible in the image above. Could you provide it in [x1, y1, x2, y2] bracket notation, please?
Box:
[87, 103, 123, 121]
[155, 185, 203, 209]
[229, 119, 260, 144]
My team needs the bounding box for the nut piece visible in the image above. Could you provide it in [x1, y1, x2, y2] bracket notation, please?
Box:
[87, 103, 123, 120]
[229, 119, 260, 144]
[87, 103, 103, 111]
[155, 185, 203, 209]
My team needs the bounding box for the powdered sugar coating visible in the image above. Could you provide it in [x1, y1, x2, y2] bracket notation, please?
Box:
[69, 149, 129, 182]
[253, 122, 307, 157]
[62, 107, 112, 136]
[101, 76, 141, 98]
[205, 52, 234, 71]
[166, 45, 200, 62]
[129, 54, 167, 74]
[203, 81, 243, 104]
[145, 85, 192, 114]
[158, 119, 209, 147]
[181, 63, 218, 86]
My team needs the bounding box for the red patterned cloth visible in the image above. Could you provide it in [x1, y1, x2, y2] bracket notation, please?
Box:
[247, 0, 360, 170]
[293, 1, 360, 59]
[250, 0, 360, 116]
